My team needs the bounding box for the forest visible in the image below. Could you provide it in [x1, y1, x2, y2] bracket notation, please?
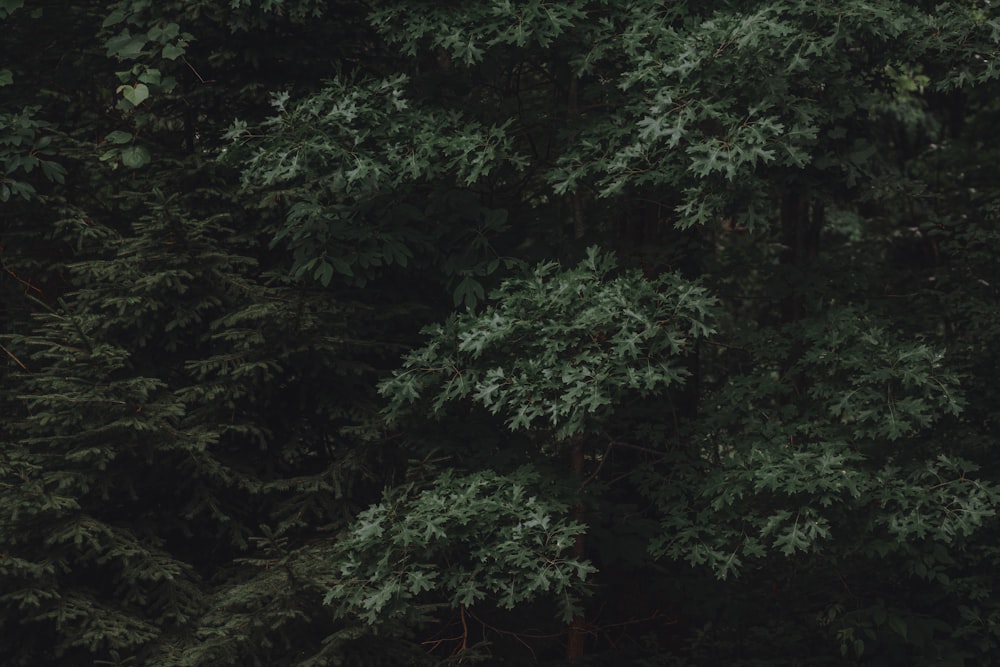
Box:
[2, 0, 1000, 665]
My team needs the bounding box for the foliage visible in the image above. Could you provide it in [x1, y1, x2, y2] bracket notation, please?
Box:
[2, 0, 1000, 666]
[327, 467, 594, 625]
[383, 247, 717, 439]
[227, 74, 526, 289]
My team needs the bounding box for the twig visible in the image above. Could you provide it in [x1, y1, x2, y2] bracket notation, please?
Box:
[182, 56, 215, 84]
[0, 342, 27, 370]
[582, 440, 613, 487]
[459, 604, 468, 653]
[609, 439, 669, 457]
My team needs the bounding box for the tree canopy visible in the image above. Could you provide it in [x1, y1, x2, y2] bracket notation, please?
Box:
[3, 1, 1000, 665]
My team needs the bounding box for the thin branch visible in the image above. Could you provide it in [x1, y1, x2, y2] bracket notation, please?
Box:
[465, 608, 547, 659]
[0, 343, 27, 370]
[182, 57, 215, 84]
[459, 604, 469, 653]
[609, 438, 669, 458]
[581, 440, 613, 488]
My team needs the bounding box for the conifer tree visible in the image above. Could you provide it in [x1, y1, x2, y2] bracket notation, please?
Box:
[3, 1, 1000, 665]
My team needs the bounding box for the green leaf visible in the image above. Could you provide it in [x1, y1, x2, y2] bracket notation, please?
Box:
[453, 276, 485, 309]
[0, 0, 23, 18]
[104, 131, 133, 145]
[120, 83, 150, 106]
[40, 160, 66, 184]
[0, 69, 12, 86]
[106, 29, 147, 59]
[888, 615, 908, 639]
[138, 68, 161, 86]
[100, 7, 126, 27]
[161, 44, 185, 60]
[120, 145, 150, 169]
[315, 261, 334, 286]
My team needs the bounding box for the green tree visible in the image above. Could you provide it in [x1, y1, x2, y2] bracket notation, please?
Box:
[3, 0, 1000, 665]
[1, 2, 405, 665]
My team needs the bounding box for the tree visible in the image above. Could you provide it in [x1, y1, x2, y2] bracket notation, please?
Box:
[369, 247, 715, 659]
[3, 0, 1000, 665]
[2, 2, 402, 665]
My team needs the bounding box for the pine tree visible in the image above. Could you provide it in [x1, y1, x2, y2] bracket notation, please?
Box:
[4, 0, 1000, 665]
[2, 2, 404, 664]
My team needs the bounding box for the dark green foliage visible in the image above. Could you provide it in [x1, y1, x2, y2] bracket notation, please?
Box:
[382, 247, 717, 438]
[327, 467, 594, 625]
[3, 0, 1000, 665]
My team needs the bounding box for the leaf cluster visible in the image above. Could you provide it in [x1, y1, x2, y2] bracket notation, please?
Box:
[383, 247, 717, 439]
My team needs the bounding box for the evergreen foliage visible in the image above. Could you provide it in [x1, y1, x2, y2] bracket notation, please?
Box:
[3, 0, 1000, 665]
